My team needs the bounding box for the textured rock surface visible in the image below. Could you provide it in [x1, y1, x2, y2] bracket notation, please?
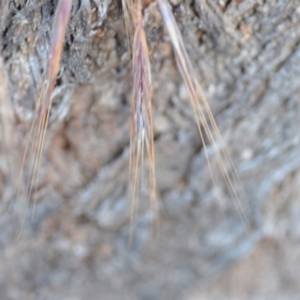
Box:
[0, 0, 300, 299]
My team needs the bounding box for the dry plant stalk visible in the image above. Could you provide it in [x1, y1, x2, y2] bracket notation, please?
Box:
[18, 0, 73, 235]
[17, 0, 248, 235]
[129, 0, 158, 233]
[157, 0, 248, 222]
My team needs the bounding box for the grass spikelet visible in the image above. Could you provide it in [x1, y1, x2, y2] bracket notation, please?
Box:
[129, 0, 157, 236]
[17, 0, 73, 236]
[158, 0, 249, 223]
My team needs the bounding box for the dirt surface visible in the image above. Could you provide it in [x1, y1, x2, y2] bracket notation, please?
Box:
[0, 0, 300, 299]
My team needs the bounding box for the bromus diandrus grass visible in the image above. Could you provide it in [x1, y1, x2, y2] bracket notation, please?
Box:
[157, 0, 248, 223]
[129, 0, 157, 236]
[17, 0, 249, 236]
[17, 0, 73, 237]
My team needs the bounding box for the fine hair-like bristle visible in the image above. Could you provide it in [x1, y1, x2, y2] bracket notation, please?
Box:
[157, 0, 249, 223]
[129, 0, 157, 236]
[17, 0, 73, 237]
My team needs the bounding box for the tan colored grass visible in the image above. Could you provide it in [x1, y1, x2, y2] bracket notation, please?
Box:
[17, 0, 248, 237]
[18, 0, 73, 237]
[158, 0, 249, 223]
[129, 0, 157, 236]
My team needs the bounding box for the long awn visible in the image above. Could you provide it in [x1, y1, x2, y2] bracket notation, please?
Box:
[17, 0, 73, 236]
[18, 0, 249, 235]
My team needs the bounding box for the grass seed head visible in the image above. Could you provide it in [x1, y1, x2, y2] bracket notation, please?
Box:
[15, 0, 249, 238]
[17, 0, 73, 237]
[129, 0, 158, 237]
[158, 0, 249, 224]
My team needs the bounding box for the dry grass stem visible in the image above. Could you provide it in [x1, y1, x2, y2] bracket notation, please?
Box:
[15, 0, 249, 237]
[129, 0, 157, 236]
[158, 0, 249, 224]
[17, 0, 73, 237]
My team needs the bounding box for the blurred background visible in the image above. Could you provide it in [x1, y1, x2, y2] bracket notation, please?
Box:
[0, 0, 300, 299]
